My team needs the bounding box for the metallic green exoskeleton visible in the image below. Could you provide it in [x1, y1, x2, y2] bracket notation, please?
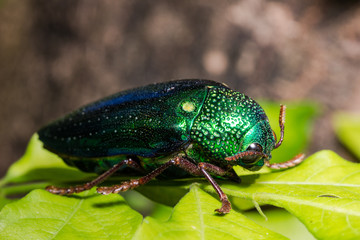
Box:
[38, 79, 304, 214]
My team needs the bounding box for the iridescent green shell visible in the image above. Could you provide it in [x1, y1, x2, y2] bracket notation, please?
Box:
[187, 87, 275, 170]
[38, 79, 275, 176]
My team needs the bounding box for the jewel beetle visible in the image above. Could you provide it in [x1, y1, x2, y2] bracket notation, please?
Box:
[38, 79, 304, 214]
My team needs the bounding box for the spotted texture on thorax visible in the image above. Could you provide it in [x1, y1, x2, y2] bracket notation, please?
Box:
[190, 87, 267, 161]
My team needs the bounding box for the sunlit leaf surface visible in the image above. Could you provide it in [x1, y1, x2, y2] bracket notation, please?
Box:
[134, 186, 287, 240]
[0, 189, 142, 239]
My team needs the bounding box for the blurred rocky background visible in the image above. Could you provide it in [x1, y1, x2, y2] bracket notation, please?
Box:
[1, 0, 360, 177]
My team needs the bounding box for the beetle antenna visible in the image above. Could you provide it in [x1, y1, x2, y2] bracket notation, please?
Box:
[265, 153, 305, 169]
[274, 105, 286, 149]
[225, 151, 268, 161]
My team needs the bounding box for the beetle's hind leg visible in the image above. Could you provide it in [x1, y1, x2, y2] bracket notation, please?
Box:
[97, 157, 233, 214]
[46, 158, 142, 195]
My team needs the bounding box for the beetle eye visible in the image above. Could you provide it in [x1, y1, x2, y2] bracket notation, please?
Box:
[241, 143, 264, 164]
[246, 143, 263, 152]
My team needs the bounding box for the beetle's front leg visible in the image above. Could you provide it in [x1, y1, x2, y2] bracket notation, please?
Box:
[97, 158, 233, 214]
[196, 163, 231, 214]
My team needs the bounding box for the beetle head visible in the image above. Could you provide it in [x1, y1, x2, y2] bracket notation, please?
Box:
[225, 105, 286, 171]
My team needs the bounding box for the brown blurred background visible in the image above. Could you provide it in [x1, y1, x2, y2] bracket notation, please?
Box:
[1, 0, 360, 177]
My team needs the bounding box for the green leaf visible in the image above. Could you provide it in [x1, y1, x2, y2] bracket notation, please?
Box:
[216, 150, 360, 240]
[138, 150, 360, 239]
[134, 185, 287, 240]
[244, 208, 316, 240]
[333, 112, 360, 160]
[0, 189, 142, 240]
[1, 146, 358, 239]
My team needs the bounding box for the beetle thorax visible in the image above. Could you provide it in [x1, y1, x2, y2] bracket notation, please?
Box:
[189, 87, 267, 161]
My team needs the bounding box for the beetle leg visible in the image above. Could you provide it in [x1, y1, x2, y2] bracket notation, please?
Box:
[97, 158, 232, 214]
[198, 163, 232, 214]
[96, 157, 195, 194]
[46, 158, 141, 195]
[96, 158, 227, 194]
[97, 160, 174, 194]
[265, 153, 305, 169]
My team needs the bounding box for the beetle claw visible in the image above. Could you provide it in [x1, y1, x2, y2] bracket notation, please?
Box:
[215, 200, 231, 215]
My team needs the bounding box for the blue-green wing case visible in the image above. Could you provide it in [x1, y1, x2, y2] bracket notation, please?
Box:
[38, 79, 227, 158]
